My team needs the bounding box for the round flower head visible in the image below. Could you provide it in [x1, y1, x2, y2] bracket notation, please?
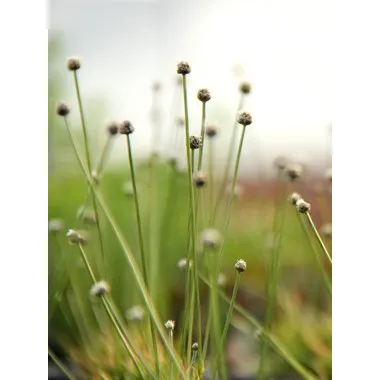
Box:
[295, 199, 311, 213]
[237, 111, 252, 126]
[90, 281, 110, 297]
[205, 125, 218, 138]
[165, 320, 175, 330]
[177, 61, 191, 75]
[217, 273, 227, 287]
[235, 259, 247, 273]
[239, 81, 252, 94]
[126, 305, 145, 322]
[289, 192, 302, 205]
[273, 156, 288, 171]
[119, 120, 135, 135]
[91, 170, 100, 185]
[200, 228, 221, 250]
[177, 258, 192, 270]
[325, 168, 332, 182]
[107, 122, 119, 136]
[192, 342, 199, 352]
[190, 136, 201, 150]
[320, 223, 332, 238]
[197, 88, 211, 102]
[49, 219, 63, 233]
[285, 163, 303, 181]
[123, 181, 134, 197]
[193, 171, 207, 188]
[66, 229, 87, 245]
[56, 101, 70, 117]
[78, 209, 96, 225]
[67, 57, 81, 71]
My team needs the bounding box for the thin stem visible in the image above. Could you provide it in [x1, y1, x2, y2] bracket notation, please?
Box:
[297, 212, 332, 297]
[186, 280, 196, 364]
[212, 94, 244, 225]
[305, 212, 333, 264]
[72, 72, 106, 275]
[62, 117, 187, 378]
[198, 273, 318, 380]
[181, 74, 203, 371]
[208, 138, 214, 226]
[197, 101, 206, 171]
[48, 347, 76, 380]
[77, 244, 145, 378]
[213, 273, 242, 380]
[169, 329, 174, 380]
[125, 134, 160, 376]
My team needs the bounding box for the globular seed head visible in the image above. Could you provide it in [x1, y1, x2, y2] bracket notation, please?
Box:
[126, 305, 145, 322]
[205, 125, 218, 138]
[177, 258, 192, 270]
[235, 259, 247, 273]
[49, 219, 64, 233]
[193, 171, 207, 188]
[239, 81, 252, 94]
[325, 168, 332, 182]
[237, 111, 252, 126]
[90, 281, 110, 297]
[67, 57, 81, 71]
[289, 192, 302, 205]
[295, 199, 311, 213]
[200, 228, 221, 250]
[285, 163, 303, 181]
[56, 101, 70, 117]
[192, 342, 199, 352]
[190, 136, 202, 150]
[77, 207, 97, 225]
[273, 156, 288, 171]
[119, 120, 135, 135]
[66, 229, 88, 244]
[165, 320, 175, 330]
[197, 88, 211, 102]
[320, 223, 332, 238]
[107, 122, 119, 136]
[177, 61, 191, 75]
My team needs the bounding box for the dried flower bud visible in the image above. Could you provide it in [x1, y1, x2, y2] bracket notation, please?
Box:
[67, 57, 81, 71]
[107, 122, 119, 136]
[90, 281, 110, 297]
[325, 168, 332, 182]
[66, 229, 87, 244]
[192, 342, 199, 351]
[239, 81, 252, 94]
[77, 207, 96, 225]
[177, 258, 192, 270]
[205, 125, 218, 138]
[119, 120, 135, 135]
[123, 181, 134, 197]
[320, 223, 332, 238]
[285, 163, 303, 181]
[295, 199, 311, 213]
[200, 228, 221, 250]
[190, 136, 202, 150]
[177, 61, 191, 75]
[217, 273, 227, 287]
[91, 170, 100, 185]
[49, 219, 64, 233]
[237, 111, 252, 126]
[126, 305, 145, 322]
[56, 101, 70, 117]
[289, 192, 302, 205]
[235, 259, 247, 273]
[193, 171, 207, 188]
[165, 320, 175, 330]
[273, 156, 288, 171]
[197, 88, 211, 102]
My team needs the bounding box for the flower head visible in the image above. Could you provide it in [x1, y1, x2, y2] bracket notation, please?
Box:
[235, 259, 247, 273]
[237, 111, 252, 126]
[285, 163, 303, 181]
[295, 199, 311, 213]
[239, 81, 252, 94]
[90, 281, 110, 297]
[165, 320, 175, 330]
[193, 171, 207, 188]
[66, 229, 88, 244]
[192, 342, 199, 351]
[56, 101, 70, 117]
[126, 305, 145, 322]
[49, 219, 63, 233]
[67, 57, 81, 71]
[289, 192, 302, 205]
[205, 125, 218, 138]
[197, 88, 211, 102]
[273, 156, 288, 171]
[200, 228, 221, 250]
[107, 122, 119, 136]
[177, 61, 191, 75]
[177, 258, 192, 270]
[190, 136, 202, 150]
[119, 120, 135, 135]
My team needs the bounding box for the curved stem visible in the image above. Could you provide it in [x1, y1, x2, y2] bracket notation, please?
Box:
[48, 348, 76, 380]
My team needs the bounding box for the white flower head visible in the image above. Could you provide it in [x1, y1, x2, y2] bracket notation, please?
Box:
[235, 259, 247, 273]
[295, 199, 311, 214]
[177, 258, 192, 270]
[165, 320, 175, 330]
[49, 219, 63, 233]
[126, 305, 145, 322]
[90, 281, 110, 297]
[66, 229, 87, 244]
[200, 228, 222, 250]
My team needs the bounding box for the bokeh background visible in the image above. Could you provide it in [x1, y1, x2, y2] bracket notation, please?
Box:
[48, 0, 332, 378]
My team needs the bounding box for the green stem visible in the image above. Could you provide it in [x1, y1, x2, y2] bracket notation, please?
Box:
[125, 134, 160, 376]
[72, 72, 106, 276]
[48, 347, 76, 380]
[208, 138, 214, 226]
[62, 116, 187, 378]
[169, 329, 174, 379]
[197, 101, 206, 171]
[181, 74, 204, 372]
[213, 273, 242, 380]
[305, 212, 332, 264]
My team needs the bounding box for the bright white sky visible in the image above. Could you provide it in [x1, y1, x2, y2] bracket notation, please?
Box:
[50, 0, 332, 176]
